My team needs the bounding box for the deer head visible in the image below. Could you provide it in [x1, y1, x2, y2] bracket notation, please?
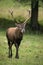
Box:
[15, 21, 27, 33]
[15, 18, 29, 33]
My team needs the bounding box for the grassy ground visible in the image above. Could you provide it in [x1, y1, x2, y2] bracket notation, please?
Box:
[0, 30, 43, 65]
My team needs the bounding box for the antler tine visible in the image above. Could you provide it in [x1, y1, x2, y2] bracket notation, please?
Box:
[9, 8, 14, 18]
[24, 18, 29, 24]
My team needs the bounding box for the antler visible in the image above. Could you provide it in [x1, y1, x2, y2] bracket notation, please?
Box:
[23, 18, 29, 26]
[9, 8, 14, 18]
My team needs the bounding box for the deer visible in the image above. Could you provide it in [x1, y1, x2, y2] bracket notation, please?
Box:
[6, 18, 29, 59]
[6, 9, 29, 59]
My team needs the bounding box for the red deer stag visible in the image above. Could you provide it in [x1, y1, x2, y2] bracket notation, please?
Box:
[6, 19, 28, 59]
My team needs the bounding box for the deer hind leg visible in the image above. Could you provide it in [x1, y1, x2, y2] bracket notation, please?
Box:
[8, 41, 12, 58]
[15, 43, 19, 59]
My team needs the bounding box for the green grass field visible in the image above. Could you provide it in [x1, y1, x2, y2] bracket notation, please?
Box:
[0, 30, 43, 65]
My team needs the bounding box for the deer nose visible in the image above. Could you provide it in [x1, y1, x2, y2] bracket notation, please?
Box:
[21, 29, 25, 33]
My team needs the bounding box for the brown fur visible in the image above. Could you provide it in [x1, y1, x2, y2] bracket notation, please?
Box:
[6, 27, 23, 58]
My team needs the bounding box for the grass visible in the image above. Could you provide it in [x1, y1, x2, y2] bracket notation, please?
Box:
[0, 30, 43, 65]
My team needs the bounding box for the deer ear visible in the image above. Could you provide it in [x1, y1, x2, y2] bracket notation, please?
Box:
[15, 23, 21, 27]
[15, 23, 18, 26]
[15, 23, 17, 26]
